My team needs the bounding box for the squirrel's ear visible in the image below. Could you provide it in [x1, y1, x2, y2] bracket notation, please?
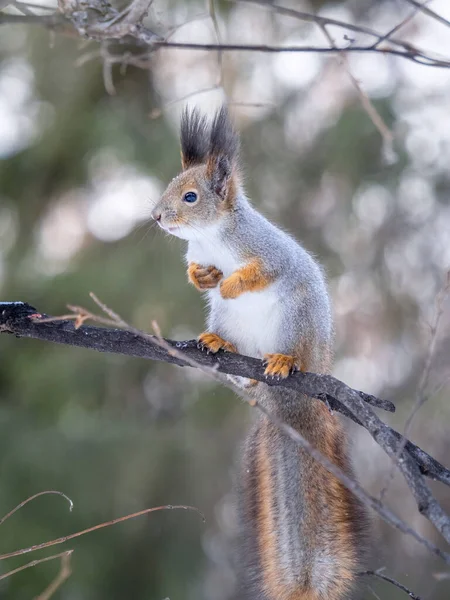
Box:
[180, 107, 209, 170]
[206, 106, 240, 200]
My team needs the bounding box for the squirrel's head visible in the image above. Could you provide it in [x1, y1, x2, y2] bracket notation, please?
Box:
[152, 106, 240, 240]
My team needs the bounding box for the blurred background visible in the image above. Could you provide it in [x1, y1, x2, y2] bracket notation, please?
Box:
[0, 0, 450, 598]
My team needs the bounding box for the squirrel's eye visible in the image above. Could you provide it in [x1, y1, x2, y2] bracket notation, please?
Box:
[183, 191, 198, 204]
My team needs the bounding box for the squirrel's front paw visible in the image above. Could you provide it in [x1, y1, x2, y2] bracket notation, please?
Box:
[198, 332, 237, 354]
[219, 273, 243, 299]
[263, 353, 298, 379]
[188, 263, 223, 290]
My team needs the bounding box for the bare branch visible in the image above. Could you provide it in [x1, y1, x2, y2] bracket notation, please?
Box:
[34, 551, 72, 600]
[371, 0, 432, 49]
[208, 0, 223, 85]
[0, 491, 73, 527]
[235, 0, 449, 67]
[0, 550, 73, 583]
[333, 377, 450, 548]
[405, 271, 450, 433]
[153, 41, 450, 68]
[403, 0, 450, 28]
[1, 300, 450, 564]
[237, 0, 407, 47]
[380, 271, 450, 500]
[2, 300, 395, 415]
[318, 23, 395, 159]
[359, 568, 423, 600]
[0, 504, 204, 561]
[1, 6, 450, 69]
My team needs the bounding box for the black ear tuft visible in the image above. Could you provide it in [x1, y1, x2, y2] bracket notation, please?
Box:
[209, 106, 240, 165]
[207, 106, 240, 199]
[180, 107, 209, 170]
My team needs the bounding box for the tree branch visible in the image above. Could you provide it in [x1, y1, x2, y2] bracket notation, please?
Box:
[0, 301, 449, 488]
[34, 551, 72, 600]
[359, 568, 423, 600]
[0, 491, 73, 527]
[0, 504, 203, 561]
[403, 0, 450, 28]
[0, 550, 73, 584]
[2, 299, 450, 566]
[1, 3, 450, 69]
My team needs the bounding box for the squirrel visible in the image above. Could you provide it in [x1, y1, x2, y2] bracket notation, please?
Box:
[151, 107, 369, 600]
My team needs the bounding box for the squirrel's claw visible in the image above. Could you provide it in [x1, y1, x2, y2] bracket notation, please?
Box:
[198, 332, 237, 354]
[263, 353, 298, 379]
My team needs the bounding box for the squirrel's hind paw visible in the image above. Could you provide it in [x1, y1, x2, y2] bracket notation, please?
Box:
[198, 332, 237, 354]
[188, 263, 223, 290]
[263, 353, 298, 379]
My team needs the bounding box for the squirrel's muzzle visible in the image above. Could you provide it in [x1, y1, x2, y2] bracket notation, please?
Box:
[151, 210, 161, 222]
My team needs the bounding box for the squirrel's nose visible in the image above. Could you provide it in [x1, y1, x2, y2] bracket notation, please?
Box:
[152, 210, 161, 222]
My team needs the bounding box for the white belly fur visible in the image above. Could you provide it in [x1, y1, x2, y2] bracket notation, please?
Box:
[209, 285, 281, 358]
[187, 234, 281, 359]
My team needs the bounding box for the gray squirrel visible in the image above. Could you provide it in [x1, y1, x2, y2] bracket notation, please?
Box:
[152, 107, 368, 600]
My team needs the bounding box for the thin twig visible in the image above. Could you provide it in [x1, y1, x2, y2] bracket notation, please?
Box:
[152, 41, 450, 68]
[360, 568, 423, 600]
[0, 491, 73, 527]
[379, 271, 450, 500]
[0, 504, 204, 561]
[367, 585, 382, 600]
[1, 10, 450, 68]
[404, 271, 450, 434]
[208, 0, 223, 86]
[235, 0, 446, 64]
[2, 0, 450, 69]
[403, 0, 450, 28]
[318, 23, 394, 158]
[0, 550, 73, 583]
[372, 0, 432, 49]
[34, 551, 72, 600]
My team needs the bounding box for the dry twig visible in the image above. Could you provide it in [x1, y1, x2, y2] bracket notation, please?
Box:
[0, 550, 73, 583]
[0, 504, 204, 561]
[1, 0, 450, 68]
[380, 272, 450, 501]
[0, 491, 73, 527]
[318, 23, 395, 160]
[34, 551, 73, 600]
[360, 568, 423, 600]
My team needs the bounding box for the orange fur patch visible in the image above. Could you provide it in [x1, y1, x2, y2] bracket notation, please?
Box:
[197, 332, 236, 353]
[317, 413, 357, 591]
[284, 589, 322, 600]
[256, 420, 281, 599]
[220, 259, 273, 299]
[188, 262, 223, 290]
[299, 407, 357, 599]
